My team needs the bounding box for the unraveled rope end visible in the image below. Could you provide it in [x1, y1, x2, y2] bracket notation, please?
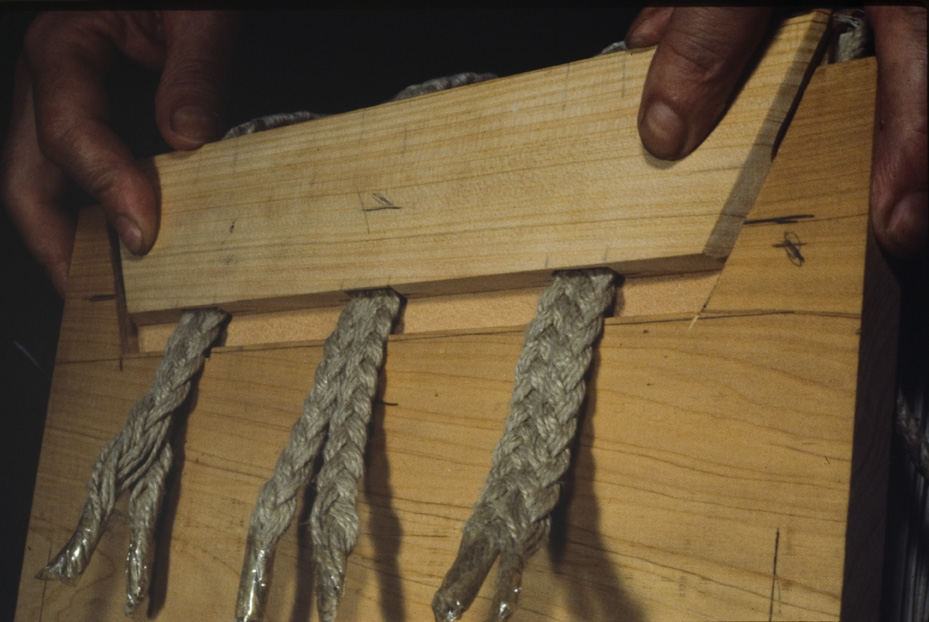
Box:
[40, 309, 227, 610]
[235, 534, 274, 622]
[431, 522, 501, 622]
[125, 535, 153, 615]
[315, 555, 346, 622]
[432, 269, 616, 621]
[37, 514, 98, 585]
[124, 441, 173, 615]
[490, 547, 527, 621]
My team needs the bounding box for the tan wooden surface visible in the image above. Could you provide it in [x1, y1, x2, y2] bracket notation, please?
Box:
[17, 57, 884, 622]
[120, 12, 828, 325]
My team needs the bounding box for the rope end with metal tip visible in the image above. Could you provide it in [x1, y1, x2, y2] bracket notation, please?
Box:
[235, 534, 274, 622]
[38, 509, 101, 584]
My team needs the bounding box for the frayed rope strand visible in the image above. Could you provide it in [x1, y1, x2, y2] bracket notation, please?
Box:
[39, 308, 228, 614]
[432, 269, 615, 622]
[235, 289, 400, 622]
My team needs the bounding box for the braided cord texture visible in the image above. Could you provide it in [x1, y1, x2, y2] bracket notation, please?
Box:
[432, 269, 615, 621]
[39, 308, 228, 614]
[236, 289, 400, 622]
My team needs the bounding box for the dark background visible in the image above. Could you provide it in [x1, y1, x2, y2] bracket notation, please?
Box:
[0, 8, 646, 619]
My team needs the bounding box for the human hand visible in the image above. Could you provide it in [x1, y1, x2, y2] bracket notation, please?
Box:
[626, 6, 927, 260]
[0, 11, 240, 296]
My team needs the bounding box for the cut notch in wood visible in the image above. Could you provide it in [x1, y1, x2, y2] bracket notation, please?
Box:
[118, 11, 829, 325]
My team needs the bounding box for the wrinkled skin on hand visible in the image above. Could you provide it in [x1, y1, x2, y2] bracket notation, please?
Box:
[0, 11, 240, 295]
[627, 6, 927, 261]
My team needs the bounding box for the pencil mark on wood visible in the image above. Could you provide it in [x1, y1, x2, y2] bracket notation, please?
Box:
[768, 527, 781, 622]
[357, 191, 371, 234]
[773, 231, 806, 266]
[744, 214, 815, 225]
[229, 219, 236, 234]
[363, 193, 402, 212]
[561, 64, 571, 113]
[88, 294, 116, 302]
[622, 53, 627, 99]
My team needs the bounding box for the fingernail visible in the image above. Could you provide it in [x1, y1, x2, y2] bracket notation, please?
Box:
[889, 190, 928, 257]
[114, 214, 144, 255]
[170, 105, 221, 143]
[641, 100, 686, 160]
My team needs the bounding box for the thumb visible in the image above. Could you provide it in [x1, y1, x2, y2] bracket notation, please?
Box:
[637, 7, 772, 160]
[155, 11, 241, 151]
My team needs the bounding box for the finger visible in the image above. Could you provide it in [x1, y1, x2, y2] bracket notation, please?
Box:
[1, 61, 75, 296]
[24, 12, 158, 255]
[155, 11, 241, 150]
[637, 7, 772, 160]
[866, 5, 927, 260]
[625, 7, 674, 49]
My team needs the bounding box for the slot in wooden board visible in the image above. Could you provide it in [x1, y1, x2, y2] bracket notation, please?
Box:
[120, 11, 828, 325]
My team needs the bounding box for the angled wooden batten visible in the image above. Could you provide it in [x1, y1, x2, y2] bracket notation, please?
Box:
[121, 12, 826, 326]
[16, 11, 894, 622]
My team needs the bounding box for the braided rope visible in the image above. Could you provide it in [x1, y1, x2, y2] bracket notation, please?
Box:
[391, 72, 497, 101]
[896, 391, 929, 481]
[235, 289, 400, 622]
[432, 269, 615, 622]
[310, 292, 403, 621]
[39, 308, 228, 614]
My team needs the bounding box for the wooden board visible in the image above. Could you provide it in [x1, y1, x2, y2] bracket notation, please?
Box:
[17, 55, 889, 622]
[120, 12, 828, 324]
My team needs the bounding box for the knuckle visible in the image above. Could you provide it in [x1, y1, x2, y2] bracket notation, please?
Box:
[164, 57, 224, 93]
[660, 31, 730, 83]
[33, 106, 78, 159]
[22, 12, 63, 50]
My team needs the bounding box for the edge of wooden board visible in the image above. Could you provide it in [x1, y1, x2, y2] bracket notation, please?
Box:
[117, 11, 830, 325]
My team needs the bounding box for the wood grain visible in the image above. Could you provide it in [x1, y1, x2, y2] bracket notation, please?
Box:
[18, 314, 860, 622]
[54, 207, 124, 364]
[17, 35, 889, 622]
[135, 270, 722, 353]
[120, 12, 828, 324]
[704, 58, 876, 317]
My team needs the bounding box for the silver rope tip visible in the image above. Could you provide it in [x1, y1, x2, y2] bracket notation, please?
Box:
[124, 591, 144, 617]
[234, 538, 273, 622]
[125, 530, 155, 615]
[431, 594, 464, 622]
[37, 523, 95, 584]
[315, 567, 345, 622]
[491, 582, 522, 621]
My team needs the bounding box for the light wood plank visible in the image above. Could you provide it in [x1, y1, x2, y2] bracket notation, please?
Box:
[18, 313, 859, 622]
[135, 270, 721, 353]
[705, 58, 876, 317]
[54, 207, 124, 364]
[120, 12, 828, 324]
[19, 23, 891, 622]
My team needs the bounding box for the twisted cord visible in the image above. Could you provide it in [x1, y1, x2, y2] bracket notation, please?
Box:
[896, 391, 929, 481]
[391, 72, 497, 101]
[235, 289, 400, 622]
[432, 269, 615, 622]
[125, 439, 173, 613]
[223, 111, 326, 139]
[310, 291, 401, 621]
[830, 9, 870, 63]
[39, 308, 228, 613]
